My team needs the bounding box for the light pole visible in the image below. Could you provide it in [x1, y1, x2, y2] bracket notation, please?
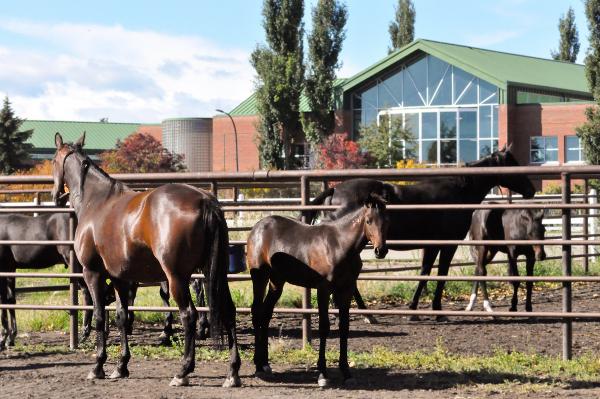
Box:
[216, 109, 239, 172]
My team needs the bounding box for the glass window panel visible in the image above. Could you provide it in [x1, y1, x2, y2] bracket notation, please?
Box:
[492, 106, 498, 138]
[453, 67, 475, 103]
[545, 137, 558, 151]
[492, 139, 498, 152]
[457, 81, 477, 104]
[440, 140, 457, 164]
[530, 137, 543, 150]
[566, 149, 580, 162]
[379, 71, 402, 108]
[481, 91, 498, 104]
[480, 140, 493, 157]
[531, 149, 544, 163]
[430, 75, 452, 106]
[352, 93, 362, 109]
[421, 140, 437, 163]
[459, 110, 477, 139]
[405, 57, 427, 106]
[546, 149, 558, 162]
[479, 106, 492, 138]
[440, 112, 456, 139]
[427, 56, 449, 103]
[362, 106, 377, 127]
[422, 112, 437, 139]
[566, 136, 580, 149]
[378, 84, 397, 109]
[361, 85, 377, 109]
[479, 79, 497, 104]
[404, 113, 419, 140]
[460, 139, 478, 163]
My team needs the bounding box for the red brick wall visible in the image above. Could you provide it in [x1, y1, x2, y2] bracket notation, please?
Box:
[509, 103, 590, 165]
[213, 115, 260, 172]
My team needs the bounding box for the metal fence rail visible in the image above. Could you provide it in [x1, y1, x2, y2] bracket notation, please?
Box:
[0, 166, 599, 360]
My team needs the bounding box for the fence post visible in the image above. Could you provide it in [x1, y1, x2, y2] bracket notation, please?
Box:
[68, 209, 79, 350]
[583, 179, 589, 274]
[590, 188, 598, 263]
[300, 175, 311, 347]
[561, 172, 572, 360]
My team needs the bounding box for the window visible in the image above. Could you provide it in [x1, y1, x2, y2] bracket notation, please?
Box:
[530, 136, 558, 164]
[565, 135, 584, 163]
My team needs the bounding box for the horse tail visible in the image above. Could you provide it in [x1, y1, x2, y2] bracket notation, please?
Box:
[299, 187, 335, 225]
[205, 205, 235, 341]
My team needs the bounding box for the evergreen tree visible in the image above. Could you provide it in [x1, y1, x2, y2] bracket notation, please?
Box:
[302, 0, 347, 147]
[551, 6, 580, 62]
[0, 97, 33, 174]
[577, 0, 600, 168]
[388, 0, 415, 53]
[251, 0, 305, 170]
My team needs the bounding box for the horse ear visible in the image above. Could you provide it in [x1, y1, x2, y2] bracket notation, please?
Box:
[534, 208, 545, 220]
[75, 131, 86, 148]
[55, 132, 63, 149]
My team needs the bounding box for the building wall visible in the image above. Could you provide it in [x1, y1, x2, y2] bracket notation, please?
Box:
[213, 115, 261, 172]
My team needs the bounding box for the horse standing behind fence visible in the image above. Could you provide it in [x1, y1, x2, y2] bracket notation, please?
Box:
[0, 213, 100, 348]
[302, 144, 535, 320]
[247, 193, 388, 387]
[51, 132, 241, 388]
[465, 207, 546, 313]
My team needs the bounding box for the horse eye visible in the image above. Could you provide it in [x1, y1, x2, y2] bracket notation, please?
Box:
[366, 219, 371, 225]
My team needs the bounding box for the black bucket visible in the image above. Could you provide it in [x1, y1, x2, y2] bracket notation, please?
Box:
[228, 245, 246, 274]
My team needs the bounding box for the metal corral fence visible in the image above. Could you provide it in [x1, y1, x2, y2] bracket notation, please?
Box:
[1, 165, 600, 361]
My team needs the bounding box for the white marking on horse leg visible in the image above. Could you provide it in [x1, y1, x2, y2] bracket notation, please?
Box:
[483, 300, 494, 313]
[465, 293, 477, 311]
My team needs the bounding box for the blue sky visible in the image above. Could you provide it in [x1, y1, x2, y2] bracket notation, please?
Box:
[0, 0, 590, 122]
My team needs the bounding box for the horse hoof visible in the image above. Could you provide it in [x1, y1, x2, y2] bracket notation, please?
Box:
[317, 374, 329, 388]
[108, 369, 129, 379]
[363, 316, 377, 324]
[87, 369, 105, 380]
[408, 315, 421, 322]
[169, 375, 189, 387]
[435, 315, 449, 323]
[158, 333, 172, 347]
[255, 364, 272, 378]
[7, 339, 15, 347]
[222, 375, 242, 388]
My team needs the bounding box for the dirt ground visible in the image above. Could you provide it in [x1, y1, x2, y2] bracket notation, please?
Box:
[3, 283, 600, 398]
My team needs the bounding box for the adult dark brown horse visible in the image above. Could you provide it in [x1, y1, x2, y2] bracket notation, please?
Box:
[247, 193, 388, 387]
[0, 213, 99, 348]
[465, 207, 546, 313]
[302, 145, 535, 320]
[51, 132, 241, 388]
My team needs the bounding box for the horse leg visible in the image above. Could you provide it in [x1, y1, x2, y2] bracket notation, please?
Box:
[6, 277, 16, 346]
[158, 281, 173, 346]
[408, 247, 440, 321]
[316, 285, 331, 388]
[354, 288, 377, 324]
[507, 251, 520, 312]
[432, 246, 458, 322]
[0, 277, 8, 350]
[335, 289, 354, 384]
[108, 279, 131, 379]
[258, 279, 284, 375]
[126, 282, 137, 335]
[525, 252, 535, 312]
[168, 275, 198, 387]
[251, 268, 270, 375]
[193, 279, 210, 340]
[466, 246, 484, 311]
[84, 268, 108, 380]
[80, 281, 93, 342]
[221, 281, 242, 388]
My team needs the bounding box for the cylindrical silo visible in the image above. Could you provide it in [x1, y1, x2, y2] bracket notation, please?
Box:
[161, 117, 212, 172]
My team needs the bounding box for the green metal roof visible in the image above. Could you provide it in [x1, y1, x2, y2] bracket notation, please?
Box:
[229, 78, 348, 116]
[342, 39, 591, 96]
[21, 120, 156, 151]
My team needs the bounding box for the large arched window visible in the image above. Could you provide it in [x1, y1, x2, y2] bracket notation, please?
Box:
[351, 54, 499, 166]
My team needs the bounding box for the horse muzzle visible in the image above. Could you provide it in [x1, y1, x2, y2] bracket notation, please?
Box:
[534, 246, 546, 261]
[374, 246, 388, 259]
[53, 190, 69, 207]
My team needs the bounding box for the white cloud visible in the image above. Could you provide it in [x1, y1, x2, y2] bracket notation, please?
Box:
[0, 20, 255, 122]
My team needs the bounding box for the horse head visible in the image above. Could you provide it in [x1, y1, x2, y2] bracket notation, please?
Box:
[489, 143, 536, 199]
[363, 193, 389, 259]
[52, 132, 86, 207]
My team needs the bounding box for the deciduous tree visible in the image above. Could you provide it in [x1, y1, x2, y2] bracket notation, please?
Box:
[551, 6, 580, 62]
[316, 133, 368, 169]
[358, 118, 415, 168]
[388, 0, 415, 53]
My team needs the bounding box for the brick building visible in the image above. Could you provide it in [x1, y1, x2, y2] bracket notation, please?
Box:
[214, 39, 594, 172]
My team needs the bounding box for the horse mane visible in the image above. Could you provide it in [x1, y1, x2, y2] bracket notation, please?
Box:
[71, 145, 129, 198]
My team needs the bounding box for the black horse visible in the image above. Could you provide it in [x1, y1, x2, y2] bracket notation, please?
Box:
[302, 144, 535, 319]
[465, 207, 546, 313]
[248, 193, 388, 387]
[0, 212, 101, 348]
